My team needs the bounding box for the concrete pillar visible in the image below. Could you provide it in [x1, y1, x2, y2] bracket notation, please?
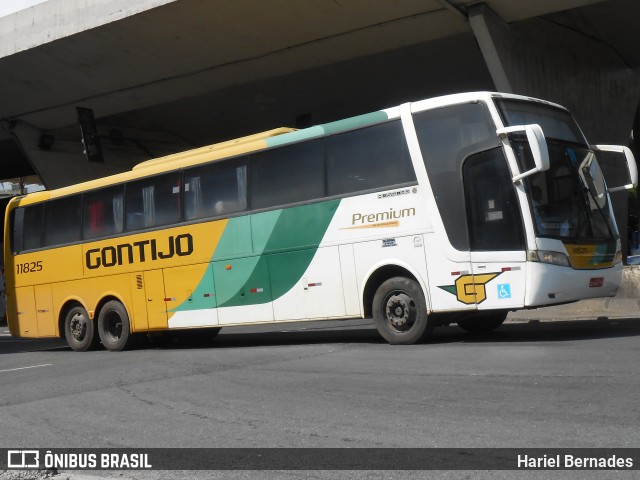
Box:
[468, 4, 513, 93]
[468, 2, 639, 143]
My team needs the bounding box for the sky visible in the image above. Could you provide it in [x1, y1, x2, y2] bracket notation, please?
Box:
[0, 0, 50, 19]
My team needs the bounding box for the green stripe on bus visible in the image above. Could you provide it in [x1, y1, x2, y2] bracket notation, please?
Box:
[265, 126, 325, 147]
[214, 255, 269, 307]
[249, 209, 284, 254]
[320, 111, 388, 135]
[171, 199, 340, 312]
[264, 111, 388, 148]
[200, 211, 281, 308]
[260, 200, 340, 254]
[263, 200, 340, 300]
[217, 199, 340, 307]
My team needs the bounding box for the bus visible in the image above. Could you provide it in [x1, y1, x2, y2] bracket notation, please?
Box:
[4, 92, 637, 351]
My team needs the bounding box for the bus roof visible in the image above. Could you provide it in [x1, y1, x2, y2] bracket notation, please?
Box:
[9, 109, 395, 207]
[132, 127, 297, 171]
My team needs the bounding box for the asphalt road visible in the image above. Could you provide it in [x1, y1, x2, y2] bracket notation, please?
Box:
[1, 317, 639, 479]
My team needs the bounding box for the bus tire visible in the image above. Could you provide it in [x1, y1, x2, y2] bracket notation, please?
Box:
[372, 277, 432, 344]
[64, 304, 99, 352]
[457, 312, 507, 334]
[97, 300, 134, 351]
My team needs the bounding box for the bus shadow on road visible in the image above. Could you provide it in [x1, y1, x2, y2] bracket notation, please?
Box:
[430, 317, 640, 344]
[4, 318, 640, 353]
[153, 327, 385, 350]
[153, 317, 640, 349]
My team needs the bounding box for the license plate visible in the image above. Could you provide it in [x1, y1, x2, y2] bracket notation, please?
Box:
[589, 277, 604, 288]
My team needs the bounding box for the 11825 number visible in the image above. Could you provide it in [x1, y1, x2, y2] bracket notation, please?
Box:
[16, 261, 43, 274]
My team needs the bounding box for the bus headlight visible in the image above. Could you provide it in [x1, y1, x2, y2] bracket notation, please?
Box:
[528, 250, 571, 267]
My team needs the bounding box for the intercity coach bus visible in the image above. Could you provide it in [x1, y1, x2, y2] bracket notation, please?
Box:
[4, 92, 637, 351]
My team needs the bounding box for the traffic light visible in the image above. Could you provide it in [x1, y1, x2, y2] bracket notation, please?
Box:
[77, 107, 104, 162]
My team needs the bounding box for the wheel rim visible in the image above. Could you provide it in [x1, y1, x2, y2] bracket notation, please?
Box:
[69, 311, 88, 342]
[103, 310, 123, 343]
[383, 290, 416, 333]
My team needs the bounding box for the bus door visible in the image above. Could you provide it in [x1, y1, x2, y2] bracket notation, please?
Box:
[34, 284, 56, 337]
[10, 285, 56, 337]
[129, 270, 168, 331]
[463, 148, 527, 309]
[13, 286, 38, 337]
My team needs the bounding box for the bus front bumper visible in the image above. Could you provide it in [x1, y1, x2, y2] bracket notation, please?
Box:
[525, 261, 622, 307]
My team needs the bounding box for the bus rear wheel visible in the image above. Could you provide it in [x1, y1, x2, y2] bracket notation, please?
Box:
[457, 312, 507, 334]
[372, 277, 432, 344]
[64, 304, 99, 352]
[98, 300, 134, 351]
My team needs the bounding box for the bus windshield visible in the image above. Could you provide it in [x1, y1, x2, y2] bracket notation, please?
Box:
[496, 99, 618, 242]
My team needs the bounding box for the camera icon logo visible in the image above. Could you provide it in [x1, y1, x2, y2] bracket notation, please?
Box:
[7, 450, 40, 468]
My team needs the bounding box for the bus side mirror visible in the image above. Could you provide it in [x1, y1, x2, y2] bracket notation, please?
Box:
[496, 124, 550, 183]
[591, 145, 638, 192]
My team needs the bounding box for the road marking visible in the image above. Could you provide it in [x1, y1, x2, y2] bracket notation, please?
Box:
[0, 364, 52, 373]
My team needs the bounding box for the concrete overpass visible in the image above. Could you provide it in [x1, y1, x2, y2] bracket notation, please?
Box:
[0, 0, 638, 193]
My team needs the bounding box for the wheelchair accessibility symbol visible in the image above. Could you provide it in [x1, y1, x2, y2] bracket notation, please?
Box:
[497, 284, 511, 299]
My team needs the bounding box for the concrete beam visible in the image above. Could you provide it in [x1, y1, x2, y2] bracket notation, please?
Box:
[468, 3, 512, 93]
[0, 0, 177, 59]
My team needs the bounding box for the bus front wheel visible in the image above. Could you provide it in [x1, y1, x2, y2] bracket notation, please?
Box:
[98, 300, 134, 351]
[372, 277, 432, 344]
[64, 304, 99, 352]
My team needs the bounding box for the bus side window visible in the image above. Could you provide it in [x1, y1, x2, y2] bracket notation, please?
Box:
[43, 195, 82, 247]
[463, 148, 525, 251]
[250, 140, 324, 210]
[413, 103, 499, 251]
[21, 205, 44, 251]
[326, 120, 415, 196]
[126, 172, 181, 231]
[82, 185, 124, 240]
[184, 159, 248, 220]
[12, 206, 44, 253]
[10, 208, 23, 253]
